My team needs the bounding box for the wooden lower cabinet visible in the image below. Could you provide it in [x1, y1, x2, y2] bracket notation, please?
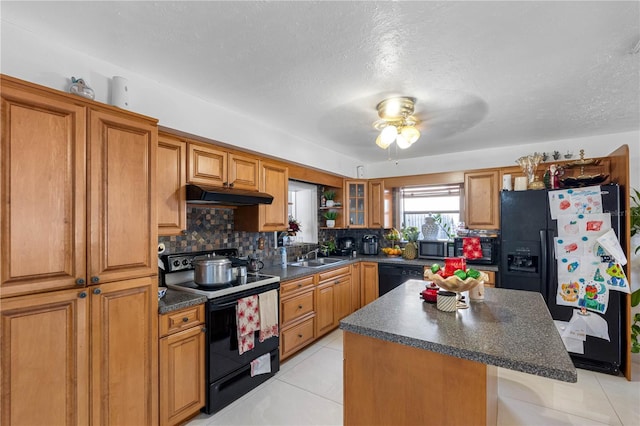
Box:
[160, 304, 206, 426]
[0, 277, 158, 426]
[351, 262, 361, 311]
[280, 265, 354, 360]
[90, 277, 159, 426]
[360, 262, 379, 306]
[0, 288, 90, 426]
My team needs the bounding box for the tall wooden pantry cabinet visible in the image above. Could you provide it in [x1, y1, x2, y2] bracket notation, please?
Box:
[0, 75, 159, 425]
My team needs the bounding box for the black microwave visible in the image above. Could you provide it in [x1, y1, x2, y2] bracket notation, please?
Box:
[418, 240, 455, 259]
[453, 237, 499, 265]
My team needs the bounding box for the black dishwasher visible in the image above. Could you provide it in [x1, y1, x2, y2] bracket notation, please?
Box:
[378, 264, 425, 296]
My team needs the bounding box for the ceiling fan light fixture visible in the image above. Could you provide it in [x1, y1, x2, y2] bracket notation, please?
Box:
[380, 125, 398, 144]
[396, 133, 411, 149]
[373, 97, 420, 150]
[400, 126, 420, 144]
[375, 133, 392, 149]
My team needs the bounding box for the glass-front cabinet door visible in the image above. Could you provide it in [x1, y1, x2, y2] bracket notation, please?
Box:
[345, 180, 367, 228]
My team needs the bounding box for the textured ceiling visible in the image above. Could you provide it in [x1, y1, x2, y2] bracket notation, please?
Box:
[2, 1, 639, 163]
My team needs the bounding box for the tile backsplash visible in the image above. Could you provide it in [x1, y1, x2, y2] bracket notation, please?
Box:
[158, 207, 319, 264]
[158, 207, 388, 264]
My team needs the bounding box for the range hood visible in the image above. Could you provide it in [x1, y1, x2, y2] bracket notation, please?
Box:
[186, 184, 274, 206]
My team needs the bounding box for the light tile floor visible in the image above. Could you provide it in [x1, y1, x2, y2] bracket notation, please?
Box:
[188, 329, 640, 425]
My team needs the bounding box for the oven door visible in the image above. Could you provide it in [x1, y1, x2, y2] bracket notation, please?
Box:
[206, 282, 280, 383]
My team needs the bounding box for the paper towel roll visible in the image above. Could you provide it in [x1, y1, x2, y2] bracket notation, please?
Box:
[111, 76, 129, 109]
[502, 174, 512, 191]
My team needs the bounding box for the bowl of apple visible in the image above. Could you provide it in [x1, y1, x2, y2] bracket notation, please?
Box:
[423, 262, 488, 293]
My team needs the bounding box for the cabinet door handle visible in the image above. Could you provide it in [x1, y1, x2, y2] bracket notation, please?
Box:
[78, 292, 87, 299]
[201, 327, 207, 333]
[182, 317, 189, 322]
[298, 334, 303, 338]
[93, 288, 101, 295]
[298, 305, 303, 309]
[223, 182, 228, 187]
[297, 283, 302, 288]
[76, 278, 85, 286]
[91, 276, 100, 283]
[228, 182, 234, 188]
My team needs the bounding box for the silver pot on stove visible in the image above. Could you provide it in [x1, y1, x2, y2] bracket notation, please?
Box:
[193, 255, 233, 286]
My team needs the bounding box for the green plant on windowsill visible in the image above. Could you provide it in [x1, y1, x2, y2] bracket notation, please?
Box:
[630, 188, 640, 352]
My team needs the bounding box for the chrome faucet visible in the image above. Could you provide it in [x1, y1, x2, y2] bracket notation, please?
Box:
[304, 248, 319, 260]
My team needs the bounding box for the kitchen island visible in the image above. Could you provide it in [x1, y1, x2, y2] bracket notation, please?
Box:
[339, 279, 577, 426]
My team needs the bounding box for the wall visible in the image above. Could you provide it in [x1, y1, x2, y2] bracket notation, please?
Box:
[365, 131, 640, 191]
[0, 22, 360, 178]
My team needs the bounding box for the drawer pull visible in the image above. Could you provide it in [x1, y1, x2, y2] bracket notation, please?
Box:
[182, 317, 189, 322]
[298, 305, 303, 309]
[297, 283, 302, 287]
[76, 278, 85, 286]
[91, 276, 100, 283]
[298, 334, 303, 338]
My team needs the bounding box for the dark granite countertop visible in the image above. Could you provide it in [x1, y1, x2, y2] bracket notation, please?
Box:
[260, 255, 498, 282]
[158, 289, 207, 314]
[339, 279, 577, 383]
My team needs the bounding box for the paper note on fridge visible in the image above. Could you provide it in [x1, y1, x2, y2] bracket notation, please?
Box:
[548, 186, 603, 219]
[571, 309, 610, 341]
[555, 320, 585, 354]
[557, 213, 611, 238]
[596, 229, 627, 265]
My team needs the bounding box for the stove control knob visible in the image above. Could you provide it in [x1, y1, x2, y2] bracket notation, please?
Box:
[182, 259, 190, 266]
[173, 260, 181, 267]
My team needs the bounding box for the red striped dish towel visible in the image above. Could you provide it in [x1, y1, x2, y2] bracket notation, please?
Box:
[236, 295, 260, 355]
[463, 237, 482, 259]
[258, 290, 279, 342]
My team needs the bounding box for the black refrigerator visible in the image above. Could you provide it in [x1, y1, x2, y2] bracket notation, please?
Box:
[499, 184, 623, 374]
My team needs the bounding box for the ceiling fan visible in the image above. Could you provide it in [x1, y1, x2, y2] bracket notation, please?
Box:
[373, 96, 421, 150]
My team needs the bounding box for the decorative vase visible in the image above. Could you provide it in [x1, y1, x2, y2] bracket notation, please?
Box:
[326, 219, 335, 228]
[326, 200, 335, 207]
[69, 77, 95, 100]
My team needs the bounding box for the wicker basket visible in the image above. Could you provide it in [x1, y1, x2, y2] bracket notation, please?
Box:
[423, 270, 488, 293]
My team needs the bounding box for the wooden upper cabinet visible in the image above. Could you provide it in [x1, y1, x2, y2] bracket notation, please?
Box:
[187, 143, 227, 187]
[1, 83, 87, 297]
[158, 133, 187, 236]
[235, 160, 288, 232]
[345, 180, 368, 228]
[259, 161, 289, 231]
[368, 179, 384, 228]
[88, 108, 157, 283]
[187, 142, 259, 191]
[1, 288, 90, 425]
[464, 170, 500, 230]
[228, 153, 260, 191]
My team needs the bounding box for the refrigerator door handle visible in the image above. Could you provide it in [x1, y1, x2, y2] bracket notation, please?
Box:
[540, 230, 548, 301]
[547, 229, 556, 302]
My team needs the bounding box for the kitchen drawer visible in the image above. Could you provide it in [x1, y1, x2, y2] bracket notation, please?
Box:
[281, 316, 316, 360]
[281, 275, 315, 297]
[160, 304, 205, 337]
[281, 290, 314, 325]
[317, 265, 350, 283]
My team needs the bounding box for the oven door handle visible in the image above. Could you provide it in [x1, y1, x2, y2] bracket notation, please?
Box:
[208, 299, 238, 311]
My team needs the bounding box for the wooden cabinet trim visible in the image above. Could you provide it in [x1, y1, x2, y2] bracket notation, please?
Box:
[281, 275, 315, 297]
[317, 265, 350, 283]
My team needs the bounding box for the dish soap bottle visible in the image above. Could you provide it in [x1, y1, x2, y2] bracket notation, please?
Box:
[279, 246, 287, 269]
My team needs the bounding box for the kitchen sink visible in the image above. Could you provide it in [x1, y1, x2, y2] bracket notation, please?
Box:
[288, 258, 345, 268]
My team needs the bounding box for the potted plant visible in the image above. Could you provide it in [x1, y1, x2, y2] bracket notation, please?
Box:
[319, 239, 337, 256]
[323, 190, 336, 207]
[288, 215, 301, 236]
[323, 211, 338, 228]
